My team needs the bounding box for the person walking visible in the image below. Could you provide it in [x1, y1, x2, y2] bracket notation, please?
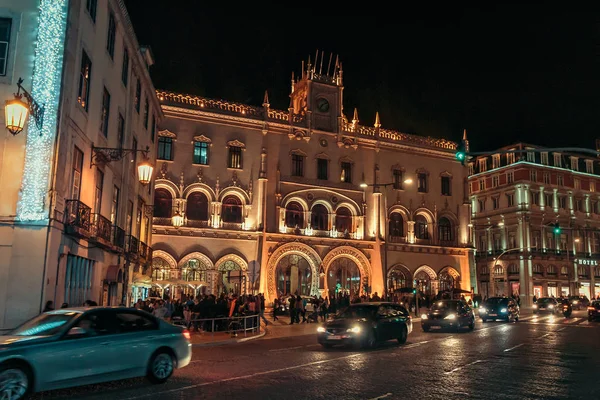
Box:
[258, 293, 269, 326]
[272, 297, 279, 321]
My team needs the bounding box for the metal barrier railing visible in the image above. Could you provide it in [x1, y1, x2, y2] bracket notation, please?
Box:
[173, 314, 261, 338]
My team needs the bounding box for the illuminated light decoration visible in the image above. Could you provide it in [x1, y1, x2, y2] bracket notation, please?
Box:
[17, 0, 68, 221]
[137, 159, 154, 185]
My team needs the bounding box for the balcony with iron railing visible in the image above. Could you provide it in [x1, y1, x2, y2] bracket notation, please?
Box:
[126, 235, 139, 258]
[90, 213, 112, 248]
[112, 226, 125, 251]
[65, 200, 92, 238]
[139, 241, 149, 261]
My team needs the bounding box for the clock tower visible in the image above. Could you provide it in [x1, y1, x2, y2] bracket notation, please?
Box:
[289, 51, 345, 133]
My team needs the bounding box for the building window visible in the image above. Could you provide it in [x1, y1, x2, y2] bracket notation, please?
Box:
[593, 200, 599, 214]
[94, 169, 104, 214]
[415, 215, 429, 240]
[478, 199, 485, 212]
[100, 87, 110, 137]
[153, 188, 172, 218]
[560, 196, 567, 209]
[317, 158, 328, 180]
[544, 193, 553, 208]
[441, 176, 451, 196]
[193, 141, 209, 165]
[438, 217, 453, 241]
[507, 193, 514, 207]
[417, 172, 428, 193]
[187, 192, 209, 221]
[311, 204, 328, 230]
[143, 97, 149, 129]
[478, 159, 487, 172]
[507, 171, 514, 184]
[78, 50, 92, 111]
[553, 154, 562, 168]
[393, 169, 404, 190]
[492, 197, 499, 210]
[341, 162, 352, 183]
[557, 175, 564, 186]
[492, 175, 499, 188]
[530, 170, 537, 182]
[285, 202, 304, 228]
[126, 200, 134, 236]
[86, 0, 97, 22]
[151, 117, 156, 143]
[228, 146, 243, 169]
[543, 173, 550, 184]
[221, 195, 243, 223]
[388, 213, 404, 238]
[574, 178, 580, 190]
[527, 151, 535, 162]
[586, 160, 594, 174]
[134, 78, 141, 112]
[0, 18, 11, 76]
[591, 182, 596, 193]
[479, 179, 485, 191]
[468, 164, 474, 175]
[106, 12, 116, 58]
[541, 152, 548, 165]
[111, 185, 120, 225]
[157, 137, 173, 161]
[575, 198, 583, 212]
[571, 157, 579, 171]
[335, 207, 353, 233]
[531, 191, 539, 205]
[121, 47, 129, 86]
[132, 137, 137, 164]
[291, 154, 304, 177]
[492, 154, 500, 169]
[506, 152, 515, 164]
[71, 146, 83, 200]
[117, 114, 125, 147]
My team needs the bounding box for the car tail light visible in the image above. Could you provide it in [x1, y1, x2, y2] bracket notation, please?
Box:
[182, 329, 191, 340]
[589, 307, 596, 311]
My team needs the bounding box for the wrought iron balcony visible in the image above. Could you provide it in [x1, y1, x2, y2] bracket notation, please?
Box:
[126, 235, 139, 256]
[65, 200, 92, 237]
[187, 219, 209, 228]
[152, 217, 172, 226]
[388, 235, 407, 243]
[90, 213, 112, 247]
[112, 226, 125, 251]
[221, 222, 243, 230]
[139, 241, 149, 260]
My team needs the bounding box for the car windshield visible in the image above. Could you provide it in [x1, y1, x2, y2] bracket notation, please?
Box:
[11, 311, 80, 336]
[537, 298, 554, 304]
[485, 298, 508, 306]
[431, 301, 459, 311]
[336, 305, 375, 319]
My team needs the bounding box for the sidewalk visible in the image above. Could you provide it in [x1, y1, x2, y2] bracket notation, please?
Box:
[188, 326, 265, 347]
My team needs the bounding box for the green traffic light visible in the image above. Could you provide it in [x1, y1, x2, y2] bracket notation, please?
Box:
[456, 152, 465, 161]
[553, 224, 561, 234]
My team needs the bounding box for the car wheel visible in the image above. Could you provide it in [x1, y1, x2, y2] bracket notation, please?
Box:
[468, 320, 475, 331]
[422, 325, 430, 332]
[397, 326, 408, 344]
[0, 363, 31, 400]
[147, 350, 175, 384]
[363, 330, 377, 349]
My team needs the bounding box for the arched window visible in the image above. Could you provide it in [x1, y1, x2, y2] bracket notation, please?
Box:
[389, 213, 404, 238]
[415, 215, 429, 240]
[335, 206, 353, 233]
[438, 217, 452, 241]
[439, 271, 455, 292]
[533, 264, 543, 275]
[311, 204, 328, 231]
[508, 264, 519, 275]
[493, 265, 503, 275]
[560, 266, 569, 277]
[152, 257, 172, 281]
[388, 268, 407, 291]
[547, 265, 557, 275]
[480, 266, 489, 275]
[153, 188, 172, 218]
[186, 192, 209, 221]
[181, 258, 210, 282]
[222, 195, 242, 223]
[285, 202, 304, 228]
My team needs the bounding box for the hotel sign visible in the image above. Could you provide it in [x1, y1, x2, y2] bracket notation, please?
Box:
[574, 259, 598, 266]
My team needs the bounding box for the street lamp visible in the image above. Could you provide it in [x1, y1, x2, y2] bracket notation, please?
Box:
[91, 145, 154, 185]
[4, 77, 44, 136]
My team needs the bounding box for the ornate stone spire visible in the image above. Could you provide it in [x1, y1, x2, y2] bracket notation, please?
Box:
[374, 112, 381, 128]
[352, 108, 359, 126]
[263, 90, 270, 108]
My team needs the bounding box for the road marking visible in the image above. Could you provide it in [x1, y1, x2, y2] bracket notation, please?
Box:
[367, 393, 393, 400]
[444, 359, 485, 375]
[504, 343, 524, 352]
[269, 345, 304, 352]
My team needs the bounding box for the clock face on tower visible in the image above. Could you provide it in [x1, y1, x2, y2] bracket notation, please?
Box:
[316, 98, 330, 113]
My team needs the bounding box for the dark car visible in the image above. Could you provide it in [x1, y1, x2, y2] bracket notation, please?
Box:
[533, 297, 558, 314]
[568, 295, 590, 310]
[421, 299, 475, 332]
[479, 297, 520, 322]
[588, 300, 600, 321]
[317, 302, 412, 349]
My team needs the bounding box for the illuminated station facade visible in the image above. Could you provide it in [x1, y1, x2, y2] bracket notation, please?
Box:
[469, 143, 600, 305]
[150, 53, 473, 303]
[0, 0, 160, 330]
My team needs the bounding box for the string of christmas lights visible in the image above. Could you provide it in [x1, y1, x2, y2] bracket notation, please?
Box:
[16, 0, 68, 221]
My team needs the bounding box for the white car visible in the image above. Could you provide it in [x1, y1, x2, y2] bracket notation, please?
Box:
[0, 307, 192, 399]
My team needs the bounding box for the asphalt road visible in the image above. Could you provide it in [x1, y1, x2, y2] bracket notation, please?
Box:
[33, 310, 600, 400]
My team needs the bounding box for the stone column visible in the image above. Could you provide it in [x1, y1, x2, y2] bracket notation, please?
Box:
[407, 221, 415, 243]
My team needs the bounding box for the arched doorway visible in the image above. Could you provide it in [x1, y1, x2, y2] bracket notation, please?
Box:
[438, 270, 455, 292]
[327, 257, 361, 299]
[151, 256, 174, 299]
[181, 257, 210, 298]
[153, 188, 172, 218]
[414, 266, 436, 297]
[217, 259, 245, 295]
[388, 265, 409, 292]
[275, 254, 313, 296]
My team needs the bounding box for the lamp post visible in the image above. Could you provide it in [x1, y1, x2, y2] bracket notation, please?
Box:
[4, 77, 45, 136]
[360, 178, 413, 300]
[91, 144, 154, 185]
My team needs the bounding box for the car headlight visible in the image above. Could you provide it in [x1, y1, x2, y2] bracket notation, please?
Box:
[479, 307, 486, 313]
[548, 305, 554, 309]
[346, 326, 361, 333]
[317, 327, 326, 333]
[533, 304, 538, 309]
[500, 308, 508, 313]
[573, 301, 579, 304]
[421, 314, 428, 320]
[444, 313, 456, 320]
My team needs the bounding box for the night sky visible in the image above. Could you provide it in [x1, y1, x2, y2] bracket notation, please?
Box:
[124, 4, 600, 151]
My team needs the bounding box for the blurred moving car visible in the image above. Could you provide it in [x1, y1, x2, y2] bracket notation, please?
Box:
[568, 295, 590, 310]
[479, 297, 520, 322]
[588, 300, 600, 322]
[0, 307, 192, 400]
[533, 297, 558, 314]
[317, 302, 412, 349]
[421, 299, 475, 332]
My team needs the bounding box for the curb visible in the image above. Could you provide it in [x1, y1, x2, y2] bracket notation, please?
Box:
[191, 330, 267, 347]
